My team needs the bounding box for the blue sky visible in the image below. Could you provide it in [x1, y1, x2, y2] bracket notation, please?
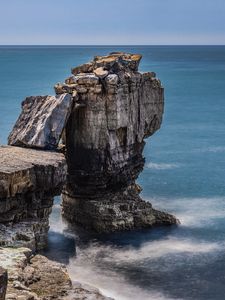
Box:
[0, 0, 225, 45]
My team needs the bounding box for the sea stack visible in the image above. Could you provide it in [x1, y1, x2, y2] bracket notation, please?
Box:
[57, 52, 178, 232]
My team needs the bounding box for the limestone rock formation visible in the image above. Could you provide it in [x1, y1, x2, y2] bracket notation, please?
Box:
[4, 51, 178, 237]
[55, 52, 178, 232]
[0, 146, 66, 250]
[1, 247, 113, 300]
[8, 94, 73, 150]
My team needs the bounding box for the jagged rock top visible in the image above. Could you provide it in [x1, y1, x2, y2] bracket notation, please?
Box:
[71, 52, 142, 75]
[54, 52, 160, 97]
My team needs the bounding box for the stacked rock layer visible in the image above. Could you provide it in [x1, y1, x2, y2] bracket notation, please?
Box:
[0, 146, 66, 250]
[57, 52, 178, 231]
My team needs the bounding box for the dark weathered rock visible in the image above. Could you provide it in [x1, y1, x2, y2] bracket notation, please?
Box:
[59, 52, 178, 231]
[0, 146, 66, 250]
[0, 267, 7, 300]
[8, 94, 73, 150]
[63, 185, 178, 233]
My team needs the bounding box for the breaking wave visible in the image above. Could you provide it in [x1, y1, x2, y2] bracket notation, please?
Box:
[194, 146, 225, 153]
[146, 162, 180, 170]
[149, 196, 225, 227]
[67, 236, 221, 300]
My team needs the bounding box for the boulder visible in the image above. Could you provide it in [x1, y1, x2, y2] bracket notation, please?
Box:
[1, 248, 112, 300]
[71, 62, 94, 75]
[8, 94, 73, 150]
[94, 67, 109, 78]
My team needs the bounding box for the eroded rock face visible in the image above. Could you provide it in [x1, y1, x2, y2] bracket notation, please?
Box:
[0, 247, 113, 300]
[63, 185, 178, 232]
[8, 94, 73, 150]
[0, 146, 66, 250]
[57, 52, 178, 231]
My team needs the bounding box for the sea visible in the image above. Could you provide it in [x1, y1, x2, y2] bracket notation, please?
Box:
[0, 46, 225, 300]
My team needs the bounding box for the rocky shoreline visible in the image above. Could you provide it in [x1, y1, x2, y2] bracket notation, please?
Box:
[0, 52, 179, 299]
[0, 247, 112, 300]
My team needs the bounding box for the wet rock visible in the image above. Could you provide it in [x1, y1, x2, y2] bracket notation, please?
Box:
[63, 185, 177, 232]
[66, 281, 114, 300]
[8, 94, 73, 150]
[27, 254, 72, 298]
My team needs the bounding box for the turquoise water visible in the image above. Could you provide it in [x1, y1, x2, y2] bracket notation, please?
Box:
[1, 46, 225, 300]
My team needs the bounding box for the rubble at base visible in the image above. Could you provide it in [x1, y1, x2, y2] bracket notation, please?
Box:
[0, 247, 113, 300]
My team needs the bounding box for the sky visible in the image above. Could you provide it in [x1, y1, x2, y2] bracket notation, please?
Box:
[0, 0, 225, 45]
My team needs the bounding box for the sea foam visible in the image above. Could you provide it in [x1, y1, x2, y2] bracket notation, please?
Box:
[146, 162, 180, 170]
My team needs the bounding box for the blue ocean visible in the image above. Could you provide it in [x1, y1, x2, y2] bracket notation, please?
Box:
[1, 46, 225, 300]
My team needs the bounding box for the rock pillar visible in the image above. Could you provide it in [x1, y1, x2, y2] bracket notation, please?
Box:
[57, 52, 178, 232]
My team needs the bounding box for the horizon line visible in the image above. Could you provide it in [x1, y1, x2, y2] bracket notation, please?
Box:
[0, 44, 225, 47]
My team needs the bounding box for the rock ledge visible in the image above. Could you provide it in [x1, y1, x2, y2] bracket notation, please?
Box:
[0, 146, 66, 250]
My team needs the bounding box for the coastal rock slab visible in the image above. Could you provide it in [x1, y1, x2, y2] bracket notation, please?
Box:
[0, 146, 66, 198]
[0, 146, 66, 250]
[1, 247, 113, 300]
[8, 94, 73, 150]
